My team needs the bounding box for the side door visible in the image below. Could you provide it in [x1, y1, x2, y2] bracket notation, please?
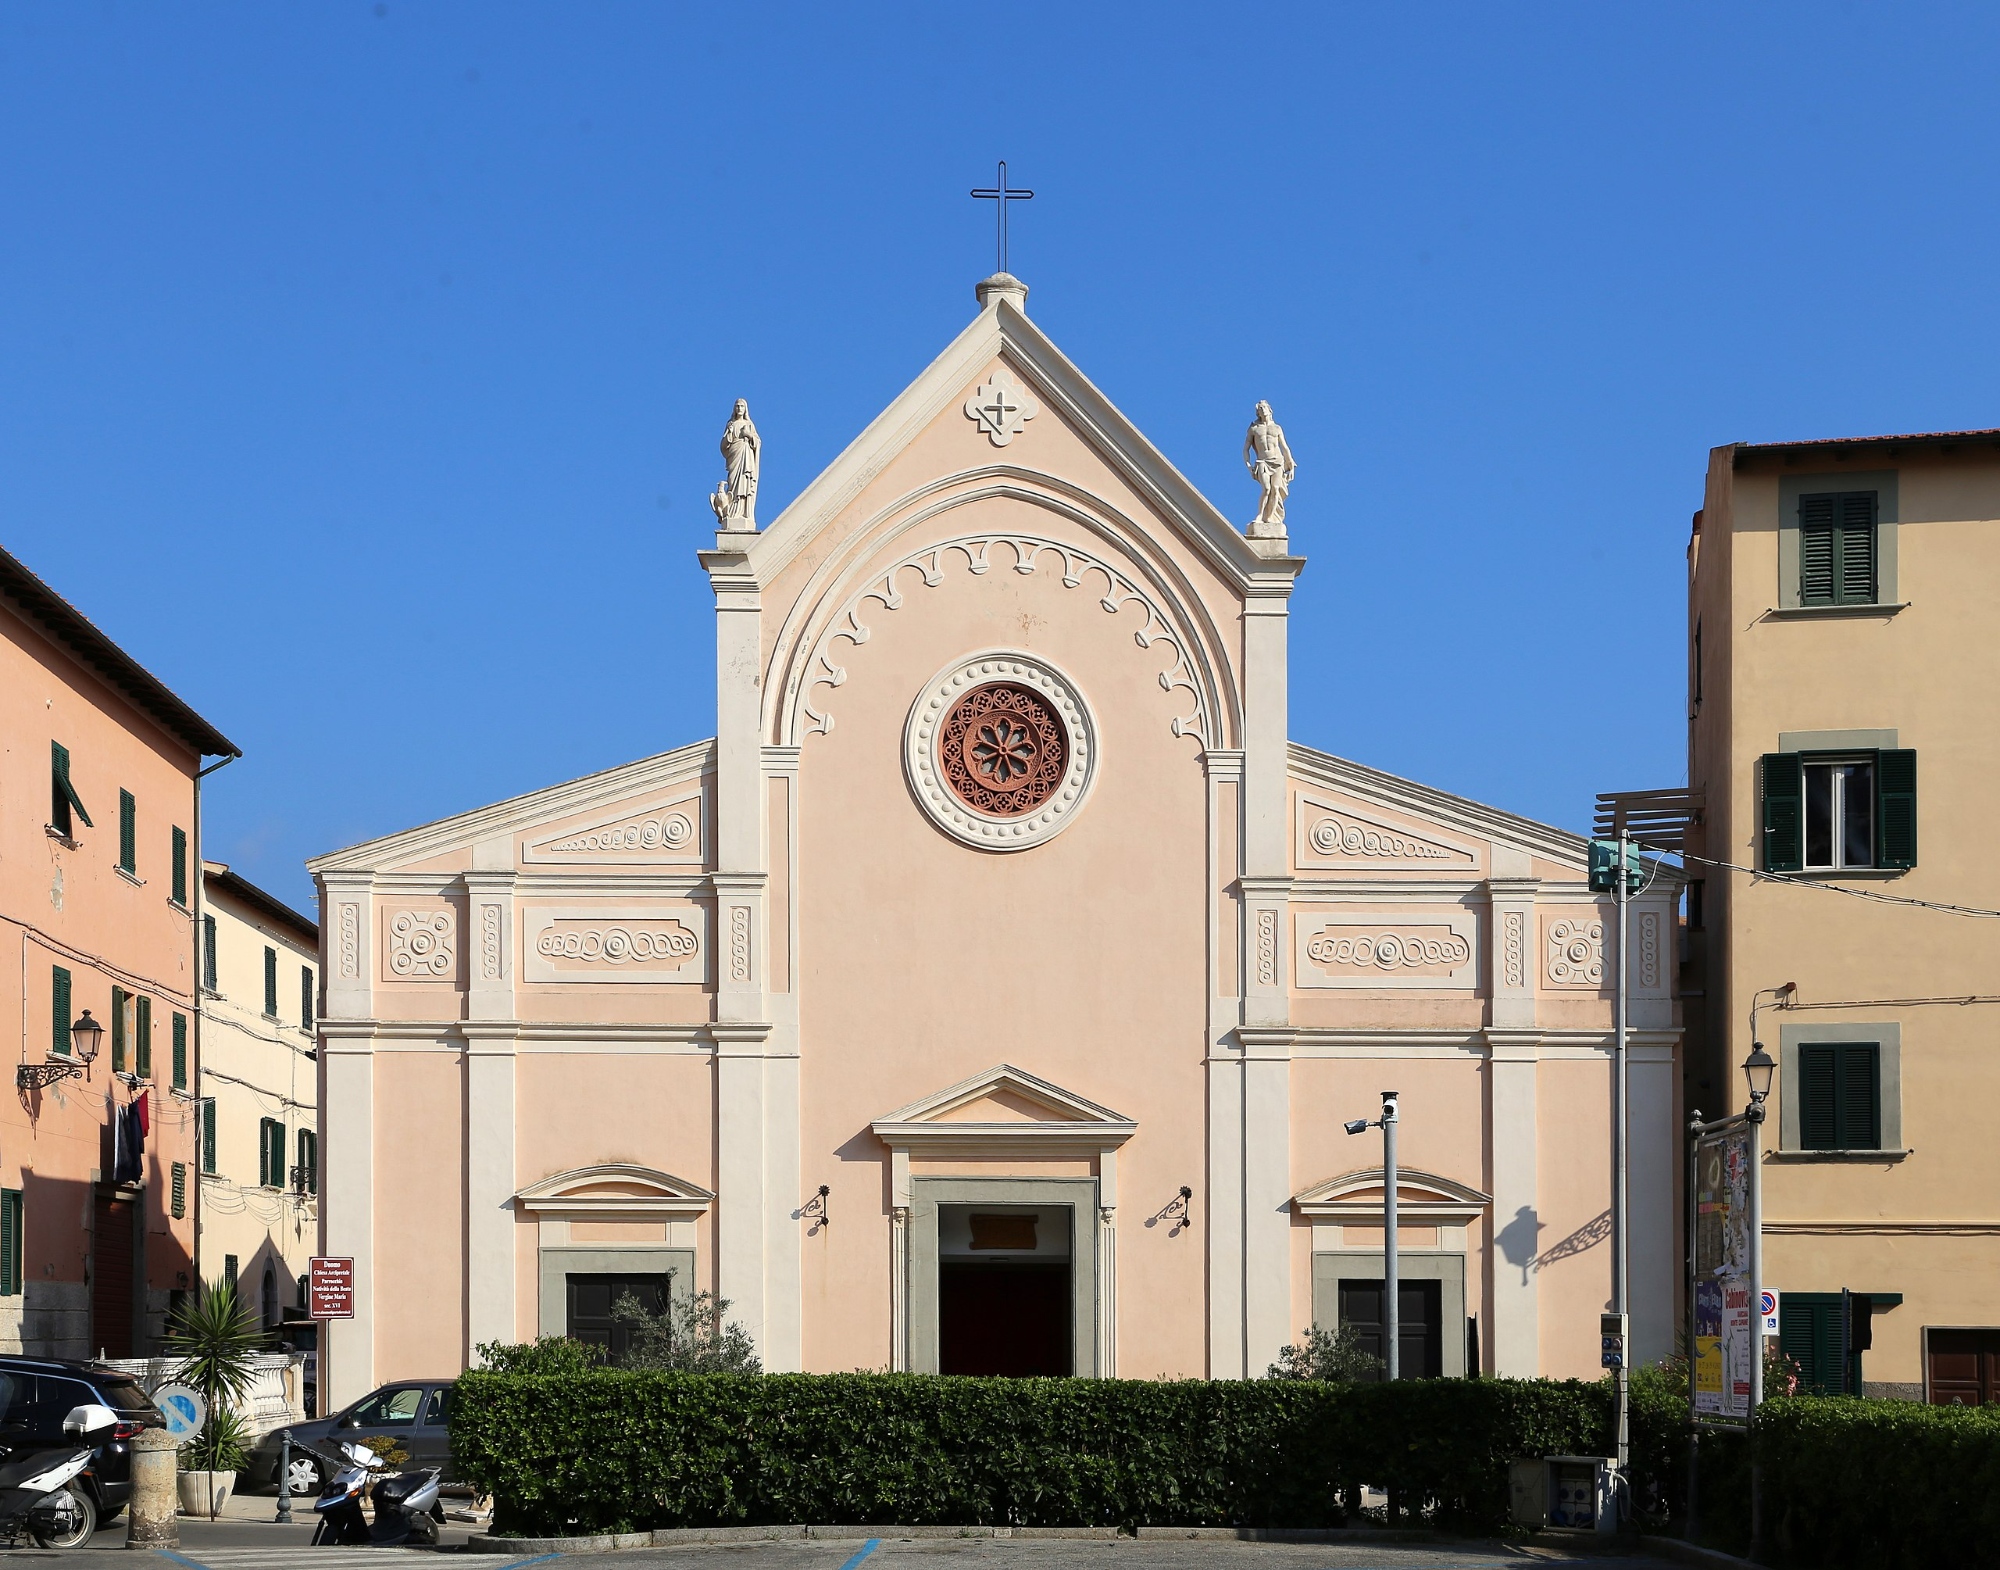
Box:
[413, 1385, 454, 1479]
[0, 1373, 35, 1450]
[335, 1384, 426, 1466]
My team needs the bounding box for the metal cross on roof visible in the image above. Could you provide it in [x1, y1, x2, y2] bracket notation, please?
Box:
[970, 161, 1034, 276]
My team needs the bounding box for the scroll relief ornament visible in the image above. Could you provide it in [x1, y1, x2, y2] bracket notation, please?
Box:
[1547, 917, 1605, 987]
[548, 812, 694, 855]
[535, 921, 699, 967]
[1305, 926, 1472, 974]
[800, 536, 1211, 745]
[905, 653, 1096, 852]
[963, 370, 1038, 447]
[387, 910, 454, 978]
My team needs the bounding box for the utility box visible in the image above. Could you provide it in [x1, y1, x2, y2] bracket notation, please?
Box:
[1508, 1456, 1618, 1533]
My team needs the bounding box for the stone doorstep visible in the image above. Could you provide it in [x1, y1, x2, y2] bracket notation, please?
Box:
[467, 1524, 1445, 1554]
[1649, 1538, 1756, 1570]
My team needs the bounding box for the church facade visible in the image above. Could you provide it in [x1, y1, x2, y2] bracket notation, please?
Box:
[309, 274, 1680, 1405]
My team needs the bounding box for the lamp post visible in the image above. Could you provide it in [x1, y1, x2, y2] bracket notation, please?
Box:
[1345, 1091, 1401, 1381]
[1741, 1039, 1772, 1554]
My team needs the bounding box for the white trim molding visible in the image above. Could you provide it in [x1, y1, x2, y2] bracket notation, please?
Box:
[1293, 1167, 1492, 1226]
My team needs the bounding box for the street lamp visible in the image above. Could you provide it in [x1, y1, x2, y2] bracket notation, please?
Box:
[1742, 1044, 1775, 1122]
[1345, 1091, 1401, 1382]
[17, 1010, 102, 1091]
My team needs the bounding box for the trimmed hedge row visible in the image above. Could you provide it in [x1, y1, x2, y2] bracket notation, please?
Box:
[1757, 1398, 2000, 1569]
[451, 1371, 1622, 1536]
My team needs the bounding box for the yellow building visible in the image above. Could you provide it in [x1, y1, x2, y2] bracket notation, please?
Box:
[198, 862, 319, 1337]
[1686, 430, 2000, 1402]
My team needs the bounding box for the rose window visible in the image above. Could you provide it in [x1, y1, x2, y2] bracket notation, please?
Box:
[937, 683, 1068, 816]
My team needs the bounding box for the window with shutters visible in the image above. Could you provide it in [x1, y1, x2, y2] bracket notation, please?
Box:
[201, 915, 218, 993]
[135, 996, 152, 1078]
[1781, 1293, 1862, 1394]
[224, 1254, 238, 1290]
[118, 789, 137, 873]
[171, 827, 188, 906]
[1762, 750, 1916, 871]
[49, 742, 92, 839]
[52, 967, 71, 1056]
[0, 1191, 20, 1296]
[301, 967, 314, 1032]
[171, 1012, 187, 1090]
[1798, 491, 1878, 606]
[296, 1129, 318, 1196]
[200, 1099, 217, 1175]
[111, 986, 128, 1072]
[263, 947, 278, 1018]
[259, 1118, 285, 1188]
[1799, 1042, 1881, 1150]
[170, 1164, 186, 1220]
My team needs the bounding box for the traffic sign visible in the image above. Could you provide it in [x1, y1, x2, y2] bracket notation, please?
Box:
[309, 1257, 355, 1320]
[153, 1383, 207, 1446]
[1761, 1289, 1780, 1335]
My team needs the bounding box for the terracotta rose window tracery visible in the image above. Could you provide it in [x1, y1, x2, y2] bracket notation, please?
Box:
[937, 683, 1068, 817]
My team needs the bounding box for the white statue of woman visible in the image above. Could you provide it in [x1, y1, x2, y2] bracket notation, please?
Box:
[710, 399, 761, 531]
[1242, 400, 1295, 539]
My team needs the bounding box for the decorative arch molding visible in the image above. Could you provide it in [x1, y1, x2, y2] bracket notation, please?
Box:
[763, 471, 1241, 751]
[1291, 1167, 1492, 1226]
[513, 1162, 715, 1216]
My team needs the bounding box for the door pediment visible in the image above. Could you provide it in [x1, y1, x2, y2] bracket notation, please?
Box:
[1292, 1167, 1491, 1226]
[871, 1064, 1136, 1155]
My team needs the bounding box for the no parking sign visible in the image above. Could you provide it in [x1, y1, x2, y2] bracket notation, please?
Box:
[1761, 1290, 1780, 1335]
[152, 1383, 206, 1446]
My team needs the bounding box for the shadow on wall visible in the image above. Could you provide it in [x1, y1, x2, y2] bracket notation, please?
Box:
[1534, 1210, 1612, 1276]
[1495, 1205, 1545, 1288]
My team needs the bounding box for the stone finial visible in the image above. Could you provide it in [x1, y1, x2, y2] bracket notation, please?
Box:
[975, 273, 1030, 313]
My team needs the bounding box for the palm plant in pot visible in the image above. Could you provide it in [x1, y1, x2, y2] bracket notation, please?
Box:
[164, 1278, 264, 1519]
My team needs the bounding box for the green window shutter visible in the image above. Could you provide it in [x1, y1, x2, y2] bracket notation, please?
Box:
[202, 915, 217, 992]
[263, 947, 278, 1017]
[301, 967, 314, 1032]
[201, 1100, 216, 1174]
[135, 995, 152, 1078]
[1799, 495, 1837, 605]
[1799, 1044, 1838, 1148]
[0, 1191, 20, 1296]
[1761, 753, 1804, 872]
[224, 1254, 238, 1290]
[1837, 1043, 1882, 1149]
[266, 1120, 285, 1187]
[1876, 749, 1917, 868]
[1838, 492, 1878, 603]
[298, 1129, 317, 1195]
[50, 741, 92, 833]
[118, 790, 136, 873]
[1780, 1294, 1847, 1394]
[170, 1164, 186, 1220]
[52, 967, 71, 1056]
[172, 1013, 188, 1090]
[171, 827, 188, 905]
[110, 986, 127, 1072]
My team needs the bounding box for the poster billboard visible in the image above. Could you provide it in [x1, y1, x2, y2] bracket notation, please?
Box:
[1693, 1125, 1753, 1419]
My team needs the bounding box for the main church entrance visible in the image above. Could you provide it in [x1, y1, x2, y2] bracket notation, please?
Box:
[937, 1206, 1072, 1376]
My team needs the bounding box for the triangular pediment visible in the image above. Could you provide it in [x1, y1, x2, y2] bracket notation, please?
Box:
[1293, 1167, 1491, 1222]
[740, 285, 1285, 594]
[514, 1162, 714, 1213]
[1295, 792, 1479, 870]
[523, 791, 705, 866]
[872, 1064, 1136, 1152]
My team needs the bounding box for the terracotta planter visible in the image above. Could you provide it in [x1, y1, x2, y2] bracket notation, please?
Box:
[176, 1470, 235, 1516]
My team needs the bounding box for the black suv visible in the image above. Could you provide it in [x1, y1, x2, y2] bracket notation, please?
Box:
[0, 1357, 164, 1519]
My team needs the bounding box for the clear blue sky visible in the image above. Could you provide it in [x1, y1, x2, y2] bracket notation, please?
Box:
[4, 4, 1996, 912]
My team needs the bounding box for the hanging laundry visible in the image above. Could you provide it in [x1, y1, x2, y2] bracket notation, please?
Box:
[112, 1099, 144, 1186]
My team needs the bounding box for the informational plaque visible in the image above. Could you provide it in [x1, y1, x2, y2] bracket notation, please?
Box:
[308, 1256, 355, 1320]
[1692, 1126, 1753, 1419]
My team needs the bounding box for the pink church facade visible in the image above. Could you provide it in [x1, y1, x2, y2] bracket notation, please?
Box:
[309, 275, 1680, 1404]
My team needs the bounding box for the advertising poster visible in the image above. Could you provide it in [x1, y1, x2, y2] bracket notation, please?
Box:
[1693, 1126, 1753, 1419]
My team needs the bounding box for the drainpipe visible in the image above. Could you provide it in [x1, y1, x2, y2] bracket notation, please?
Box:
[190, 750, 239, 1319]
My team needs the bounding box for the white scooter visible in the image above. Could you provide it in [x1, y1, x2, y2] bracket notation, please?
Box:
[0, 1402, 119, 1548]
[309, 1440, 443, 1548]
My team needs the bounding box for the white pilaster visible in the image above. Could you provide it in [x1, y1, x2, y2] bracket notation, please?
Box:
[1240, 1030, 1294, 1374]
[1487, 1029, 1541, 1376]
[1629, 1047, 1677, 1365]
[462, 849, 519, 1354]
[320, 1027, 374, 1407]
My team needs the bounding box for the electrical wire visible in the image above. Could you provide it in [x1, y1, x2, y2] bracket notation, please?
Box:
[1638, 843, 2000, 920]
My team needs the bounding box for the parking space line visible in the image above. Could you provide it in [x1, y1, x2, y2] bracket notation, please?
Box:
[836, 1541, 883, 1569]
[153, 1553, 211, 1570]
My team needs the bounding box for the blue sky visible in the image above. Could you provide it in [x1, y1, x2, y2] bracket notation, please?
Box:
[4, 4, 1997, 912]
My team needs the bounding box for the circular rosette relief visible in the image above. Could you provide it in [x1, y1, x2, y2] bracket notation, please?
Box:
[905, 653, 1097, 851]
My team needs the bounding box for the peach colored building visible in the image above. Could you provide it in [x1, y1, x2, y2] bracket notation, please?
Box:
[310, 276, 1680, 1402]
[0, 543, 237, 1357]
[1686, 432, 2000, 1401]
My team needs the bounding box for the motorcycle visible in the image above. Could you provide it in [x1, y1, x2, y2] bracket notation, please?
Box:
[308, 1440, 443, 1548]
[0, 1402, 119, 1548]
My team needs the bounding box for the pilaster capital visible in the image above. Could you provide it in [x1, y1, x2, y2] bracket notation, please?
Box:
[1203, 749, 1246, 782]
[708, 871, 768, 900]
[1237, 875, 1293, 902]
[1482, 1029, 1544, 1064]
[1235, 1026, 1297, 1060]
[707, 1020, 776, 1056]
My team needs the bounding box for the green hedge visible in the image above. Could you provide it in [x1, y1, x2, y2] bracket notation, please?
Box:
[452, 1371, 1620, 1536]
[1757, 1398, 2000, 1569]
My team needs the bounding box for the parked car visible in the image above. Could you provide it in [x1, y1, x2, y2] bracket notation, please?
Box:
[0, 1357, 165, 1521]
[244, 1379, 455, 1496]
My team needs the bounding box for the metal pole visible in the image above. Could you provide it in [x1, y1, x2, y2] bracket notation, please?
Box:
[1383, 1091, 1400, 1383]
[1686, 1108, 1702, 1546]
[275, 1429, 293, 1523]
[1613, 831, 1630, 1479]
[1748, 1091, 1765, 1557]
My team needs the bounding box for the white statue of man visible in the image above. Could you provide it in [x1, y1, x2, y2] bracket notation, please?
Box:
[710, 399, 761, 531]
[1242, 400, 1295, 539]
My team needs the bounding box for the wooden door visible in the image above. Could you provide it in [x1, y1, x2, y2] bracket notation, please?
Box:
[91, 1193, 134, 1358]
[1337, 1277, 1443, 1379]
[1928, 1329, 2000, 1405]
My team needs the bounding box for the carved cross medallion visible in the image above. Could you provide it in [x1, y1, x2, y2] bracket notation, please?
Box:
[964, 370, 1039, 447]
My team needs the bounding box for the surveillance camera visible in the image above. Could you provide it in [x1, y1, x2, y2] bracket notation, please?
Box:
[1343, 1118, 1369, 1136]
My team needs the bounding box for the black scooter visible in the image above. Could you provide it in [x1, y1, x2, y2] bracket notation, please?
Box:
[308, 1439, 444, 1547]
